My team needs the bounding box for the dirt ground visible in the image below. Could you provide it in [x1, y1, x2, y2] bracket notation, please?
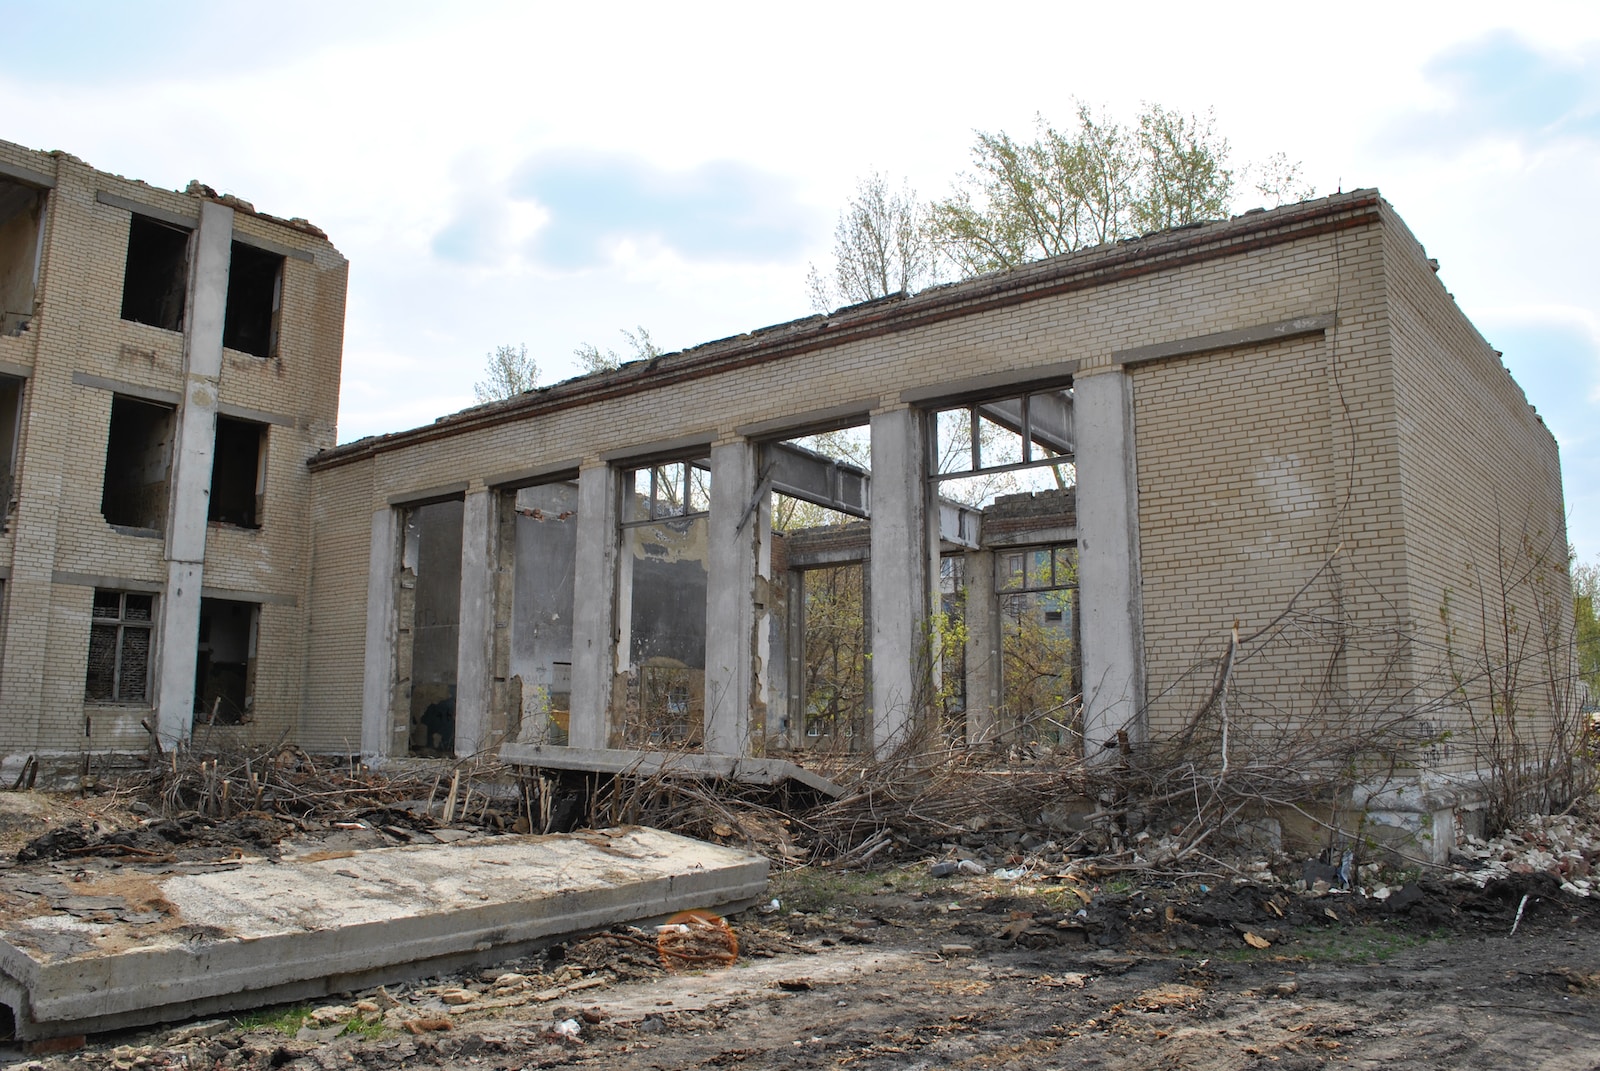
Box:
[3, 814, 1600, 1071]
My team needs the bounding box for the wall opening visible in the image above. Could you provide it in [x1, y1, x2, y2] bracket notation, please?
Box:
[223, 242, 283, 358]
[0, 177, 45, 337]
[617, 458, 710, 748]
[101, 395, 175, 531]
[932, 388, 1076, 507]
[209, 416, 265, 528]
[509, 481, 578, 745]
[194, 597, 257, 725]
[0, 374, 23, 525]
[398, 498, 463, 757]
[120, 215, 189, 332]
[997, 544, 1080, 747]
[86, 589, 155, 704]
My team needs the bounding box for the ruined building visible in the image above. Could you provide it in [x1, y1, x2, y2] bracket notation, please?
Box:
[0, 140, 1574, 852]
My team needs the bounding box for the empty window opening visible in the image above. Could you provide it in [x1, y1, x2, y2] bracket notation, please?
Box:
[223, 242, 283, 358]
[0, 178, 45, 337]
[0, 375, 23, 523]
[86, 590, 154, 704]
[509, 481, 579, 746]
[101, 396, 175, 530]
[619, 458, 710, 748]
[398, 498, 463, 757]
[795, 563, 869, 750]
[997, 545, 1080, 748]
[120, 215, 189, 331]
[194, 598, 257, 725]
[932, 389, 1075, 508]
[209, 416, 265, 528]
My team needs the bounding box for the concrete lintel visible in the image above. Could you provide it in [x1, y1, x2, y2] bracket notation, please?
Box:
[231, 229, 315, 263]
[734, 399, 877, 440]
[598, 432, 715, 464]
[1112, 314, 1336, 367]
[0, 828, 767, 1041]
[484, 460, 582, 490]
[51, 572, 164, 594]
[0, 360, 31, 380]
[215, 400, 295, 428]
[501, 744, 842, 797]
[899, 361, 1078, 407]
[360, 508, 400, 761]
[982, 524, 1078, 549]
[70, 373, 181, 408]
[386, 482, 468, 508]
[95, 190, 197, 231]
[0, 160, 55, 189]
[197, 585, 297, 607]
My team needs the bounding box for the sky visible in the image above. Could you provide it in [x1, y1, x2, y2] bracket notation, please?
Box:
[2, 1, 1597, 562]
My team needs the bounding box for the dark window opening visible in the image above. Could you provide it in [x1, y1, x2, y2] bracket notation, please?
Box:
[101, 396, 175, 530]
[0, 178, 45, 337]
[209, 416, 265, 528]
[0, 375, 23, 524]
[222, 242, 282, 358]
[86, 590, 154, 704]
[402, 498, 463, 757]
[195, 598, 256, 725]
[120, 215, 189, 331]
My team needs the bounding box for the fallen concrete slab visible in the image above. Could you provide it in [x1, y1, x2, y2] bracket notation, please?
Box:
[499, 744, 844, 798]
[0, 826, 765, 1041]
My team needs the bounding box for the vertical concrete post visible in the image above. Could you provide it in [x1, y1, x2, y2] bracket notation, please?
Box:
[963, 548, 1001, 744]
[705, 439, 761, 756]
[360, 507, 400, 760]
[569, 463, 618, 750]
[154, 200, 233, 750]
[454, 487, 494, 757]
[869, 406, 933, 756]
[1074, 368, 1145, 759]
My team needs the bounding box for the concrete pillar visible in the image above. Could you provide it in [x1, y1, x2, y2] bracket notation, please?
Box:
[453, 488, 494, 757]
[868, 406, 934, 755]
[360, 508, 400, 760]
[705, 439, 763, 756]
[568, 463, 618, 750]
[154, 200, 233, 750]
[1074, 368, 1145, 759]
[963, 548, 1001, 744]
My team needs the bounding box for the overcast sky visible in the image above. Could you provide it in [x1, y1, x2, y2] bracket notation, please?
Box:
[4, 1, 1597, 562]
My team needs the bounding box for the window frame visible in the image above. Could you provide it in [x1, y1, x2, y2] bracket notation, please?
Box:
[86, 589, 157, 705]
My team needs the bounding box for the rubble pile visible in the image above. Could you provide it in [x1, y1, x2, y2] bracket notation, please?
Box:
[1451, 811, 1600, 896]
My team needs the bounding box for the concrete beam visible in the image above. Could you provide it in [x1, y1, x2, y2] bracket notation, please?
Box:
[360, 508, 400, 760]
[705, 440, 763, 755]
[0, 828, 767, 1041]
[568, 464, 619, 750]
[500, 744, 842, 797]
[154, 200, 233, 750]
[1073, 368, 1145, 758]
[868, 407, 934, 755]
[454, 489, 494, 757]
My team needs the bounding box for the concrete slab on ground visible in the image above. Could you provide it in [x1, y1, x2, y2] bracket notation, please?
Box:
[499, 744, 843, 798]
[0, 826, 766, 1040]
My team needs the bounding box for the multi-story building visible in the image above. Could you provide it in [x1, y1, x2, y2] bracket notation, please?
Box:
[0, 141, 346, 768]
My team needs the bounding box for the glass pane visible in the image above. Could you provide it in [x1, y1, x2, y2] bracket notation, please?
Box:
[654, 463, 685, 518]
[124, 594, 154, 621]
[1054, 546, 1078, 586]
[999, 552, 1025, 592]
[687, 462, 711, 515]
[935, 408, 973, 474]
[1027, 548, 1052, 590]
[625, 468, 652, 523]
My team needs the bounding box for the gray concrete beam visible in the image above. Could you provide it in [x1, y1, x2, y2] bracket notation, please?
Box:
[569, 464, 619, 750]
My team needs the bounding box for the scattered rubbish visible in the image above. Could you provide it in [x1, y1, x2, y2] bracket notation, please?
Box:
[958, 859, 987, 876]
[929, 861, 959, 878]
[993, 866, 1027, 881]
[553, 1018, 583, 1041]
[1242, 932, 1272, 949]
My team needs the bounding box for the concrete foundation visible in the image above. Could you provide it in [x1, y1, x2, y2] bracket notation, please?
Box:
[0, 826, 766, 1041]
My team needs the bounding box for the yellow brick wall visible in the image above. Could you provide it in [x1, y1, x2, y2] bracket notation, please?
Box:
[300, 456, 374, 752]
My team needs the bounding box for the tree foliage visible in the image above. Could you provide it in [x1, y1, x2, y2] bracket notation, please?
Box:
[574, 326, 662, 374]
[1576, 555, 1600, 705]
[473, 343, 538, 403]
[808, 173, 935, 313]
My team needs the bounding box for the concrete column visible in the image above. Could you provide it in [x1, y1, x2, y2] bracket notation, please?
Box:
[705, 439, 762, 756]
[568, 463, 618, 750]
[963, 548, 1001, 744]
[360, 507, 400, 760]
[453, 488, 494, 757]
[154, 200, 233, 750]
[868, 406, 934, 755]
[1074, 368, 1145, 759]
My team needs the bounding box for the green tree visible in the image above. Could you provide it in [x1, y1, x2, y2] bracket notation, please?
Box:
[574, 326, 662, 374]
[807, 172, 935, 313]
[473, 343, 538, 402]
[1577, 556, 1600, 705]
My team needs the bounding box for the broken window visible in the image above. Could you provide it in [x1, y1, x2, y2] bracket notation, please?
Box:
[209, 416, 265, 528]
[86, 590, 154, 704]
[0, 375, 23, 523]
[997, 545, 1079, 745]
[399, 498, 463, 757]
[618, 459, 710, 748]
[932, 388, 1076, 508]
[0, 178, 45, 337]
[509, 481, 578, 745]
[120, 215, 189, 331]
[194, 598, 257, 725]
[101, 396, 175, 531]
[222, 241, 283, 358]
